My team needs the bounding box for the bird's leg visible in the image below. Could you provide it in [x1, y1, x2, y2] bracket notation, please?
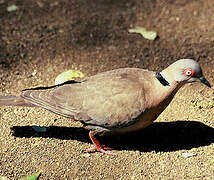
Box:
[86, 131, 113, 154]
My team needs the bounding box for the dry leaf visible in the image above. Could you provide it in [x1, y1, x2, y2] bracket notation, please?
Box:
[129, 26, 157, 40]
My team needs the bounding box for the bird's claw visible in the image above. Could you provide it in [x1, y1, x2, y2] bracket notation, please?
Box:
[86, 145, 114, 155]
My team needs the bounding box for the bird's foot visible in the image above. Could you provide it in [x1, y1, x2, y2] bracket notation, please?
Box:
[87, 131, 115, 155]
[86, 145, 114, 155]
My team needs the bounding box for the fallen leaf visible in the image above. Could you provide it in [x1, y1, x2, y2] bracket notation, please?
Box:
[20, 172, 41, 180]
[128, 26, 157, 40]
[7, 5, 18, 12]
[82, 153, 91, 158]
[55, 70, 84, 85]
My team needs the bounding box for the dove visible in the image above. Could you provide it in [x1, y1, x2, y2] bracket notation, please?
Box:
[0, 59, 211, 154]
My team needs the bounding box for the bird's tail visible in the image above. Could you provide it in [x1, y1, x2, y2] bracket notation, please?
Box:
[0, 95, 35, 107]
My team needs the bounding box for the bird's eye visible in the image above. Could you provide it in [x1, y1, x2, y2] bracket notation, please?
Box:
[184, 68, 194, 77]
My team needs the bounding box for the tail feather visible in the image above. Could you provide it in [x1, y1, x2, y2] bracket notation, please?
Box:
[0, 95, 35, 107]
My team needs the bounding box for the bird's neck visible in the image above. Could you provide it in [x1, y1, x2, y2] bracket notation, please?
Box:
[155, 72, 170, 86]
[158, 70, 175, 86]
[150, 70, 184, 108]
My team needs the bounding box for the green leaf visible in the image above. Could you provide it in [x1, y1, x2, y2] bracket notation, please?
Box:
[128, 26, 157, 40]
[20, 172, 41, 180]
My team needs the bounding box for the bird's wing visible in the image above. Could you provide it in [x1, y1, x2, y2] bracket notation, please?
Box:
[21, 68, 152, 128]
[21, 80, 86, 118]
[81, 73, 148, 128]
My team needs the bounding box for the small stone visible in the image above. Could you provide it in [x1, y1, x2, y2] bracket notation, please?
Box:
[181, 152, 196, 158]
[136, 150, 141, 155]
[176, 17, 180, 22]
[32, 70, 37, 76]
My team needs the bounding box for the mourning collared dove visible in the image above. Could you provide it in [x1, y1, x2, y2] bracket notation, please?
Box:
[0, 59, 211, 154]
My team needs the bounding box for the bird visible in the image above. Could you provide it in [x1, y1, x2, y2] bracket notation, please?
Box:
[0, 59, 211, 154]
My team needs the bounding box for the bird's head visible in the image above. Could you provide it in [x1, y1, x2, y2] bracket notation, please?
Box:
[161, 59, 211, 88]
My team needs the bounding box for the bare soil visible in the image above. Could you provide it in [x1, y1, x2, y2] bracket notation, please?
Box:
[0, 0, 214, 179]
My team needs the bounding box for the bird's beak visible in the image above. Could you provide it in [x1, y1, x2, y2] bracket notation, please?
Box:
[199, 76, 211, 88]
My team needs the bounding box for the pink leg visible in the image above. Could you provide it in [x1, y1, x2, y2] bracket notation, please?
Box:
[86, 131, 114, 155]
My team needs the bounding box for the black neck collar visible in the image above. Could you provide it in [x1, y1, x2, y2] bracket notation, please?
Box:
[156, 72, 170, 86]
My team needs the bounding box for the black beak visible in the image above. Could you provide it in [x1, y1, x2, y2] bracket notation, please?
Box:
[199, 77, 211, 88]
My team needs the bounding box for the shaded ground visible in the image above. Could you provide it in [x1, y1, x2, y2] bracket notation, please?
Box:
[0, 0, 214, 179]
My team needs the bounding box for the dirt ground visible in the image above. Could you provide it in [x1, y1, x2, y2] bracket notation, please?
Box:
[0, 0, 214, 179]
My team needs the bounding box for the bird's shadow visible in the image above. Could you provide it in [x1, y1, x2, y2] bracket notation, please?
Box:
[11, 121, 214, 152]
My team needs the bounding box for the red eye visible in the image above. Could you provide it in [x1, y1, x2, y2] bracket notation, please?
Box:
[184, 68, 194, 77]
